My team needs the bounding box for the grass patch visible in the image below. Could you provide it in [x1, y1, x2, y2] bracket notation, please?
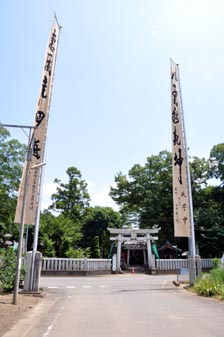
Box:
[193, 267, 224, 300]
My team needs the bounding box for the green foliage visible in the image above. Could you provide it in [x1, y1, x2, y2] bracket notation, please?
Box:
[49, 166, 90, 222]
[194, 267, 224, 299]
[110, 146, 224, 255]
[110, 151, 174, 243]
[210, 267, 224, 283]
[65, 247, 91, 258]
[91, 236, 101, 258]
[0, 127, 26, 246]
[212, 258, 222, 269]
[40, 235, 55, 257]
[39, 211, 83, 257]
[194, 186, 224, 257]
[194, 274, 220, 297]
[210, 143, 224, 183]
[0, 248, 16, 292]
[81, 206, 122, 258]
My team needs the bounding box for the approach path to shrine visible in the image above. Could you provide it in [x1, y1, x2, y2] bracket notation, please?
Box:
[3, 274, 224, 337]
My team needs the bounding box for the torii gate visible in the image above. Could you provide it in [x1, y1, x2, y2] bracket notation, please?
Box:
[109, 228, 160, 273]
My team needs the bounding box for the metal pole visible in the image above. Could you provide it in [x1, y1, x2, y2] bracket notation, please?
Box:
[12, 127, 33, 304]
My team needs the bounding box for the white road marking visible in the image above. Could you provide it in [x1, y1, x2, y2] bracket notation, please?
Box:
[42, 302, 67, 337]
[82, 285, 92, 288]
[47, 285, 110, 289]
[98, 285, 109, 288]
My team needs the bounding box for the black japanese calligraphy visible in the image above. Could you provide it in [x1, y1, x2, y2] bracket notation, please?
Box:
[181, 191, 187, 198]
[35, 111, 45, 127]
[172, 87, 178, 107]
[183, 216, 188, 225]
[44, 53, 53, 76]
[172, 106, 179, 124]
[182, 203, 187, 211]
[49, 29, 57, 52]
[174, 148, 183, 184]
[41, 76, 48, 99]
[173, 126, 181, 145]
[33, 139, 41, 159]
[171, 70, 177, 81]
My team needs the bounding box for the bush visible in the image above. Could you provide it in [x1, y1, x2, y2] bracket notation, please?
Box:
[210, 268, 224, 283]
[194, 267, 224, 299]
[65, 247, 91, 258]
[0, 248, 17, 292]
[212, 258, 221, 269]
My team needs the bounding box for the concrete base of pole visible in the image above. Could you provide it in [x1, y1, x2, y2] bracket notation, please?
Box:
[188, 256, 196, 286]
[23, 251, 42, 292]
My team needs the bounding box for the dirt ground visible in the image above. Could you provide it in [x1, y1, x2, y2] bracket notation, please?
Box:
[0, 292, 42, 337]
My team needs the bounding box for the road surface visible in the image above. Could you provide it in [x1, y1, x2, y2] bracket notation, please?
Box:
[3, 274, 224, 337]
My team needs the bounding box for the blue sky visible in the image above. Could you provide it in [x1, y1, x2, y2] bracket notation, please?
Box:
[1, 0, 224, 210]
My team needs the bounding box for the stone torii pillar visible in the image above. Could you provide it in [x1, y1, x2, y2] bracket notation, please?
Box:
[116, 234, 123, 273]
[146, 233, 152, 269]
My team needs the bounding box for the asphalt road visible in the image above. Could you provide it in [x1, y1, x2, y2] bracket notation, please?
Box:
[3, 274, 224, 337]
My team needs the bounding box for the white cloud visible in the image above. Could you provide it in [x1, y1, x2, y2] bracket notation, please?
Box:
[88, 182, 119, 211]
[41, 182, 57, 210]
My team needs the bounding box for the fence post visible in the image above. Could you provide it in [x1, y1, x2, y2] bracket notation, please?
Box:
[84, 258, 88, 271]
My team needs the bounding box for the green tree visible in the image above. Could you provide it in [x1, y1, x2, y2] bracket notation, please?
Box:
[39, 211, 83, 257]
[110, 149, 224, 254]
[210, 143, 224, 184]
[0, 248, 17, 292]
[110, 151, 173, 243]
[49, 167, 90, 222]
[191, 148, 224, 257]
[191, 156, 211, 189]
[194, 186, 224, 257]
[81, 206, 121, 258]
[91, 236, 101, 258]
[0, 127, 27, 246]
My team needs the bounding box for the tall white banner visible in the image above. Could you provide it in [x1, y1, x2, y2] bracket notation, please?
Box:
[14, 19, 61, 224]
[171, 60, 191, 237]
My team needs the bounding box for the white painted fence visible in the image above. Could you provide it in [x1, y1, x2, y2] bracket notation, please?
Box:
[42, 258, 112, 272]
[156, 258, 213, 271]
[201, 258, 214, 269]
[41, 257, 213, 273]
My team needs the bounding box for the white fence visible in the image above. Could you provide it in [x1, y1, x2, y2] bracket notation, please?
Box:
[41, 257, 213, 273]
[42, 258, 112, 272]
[156, 258, 213, 271]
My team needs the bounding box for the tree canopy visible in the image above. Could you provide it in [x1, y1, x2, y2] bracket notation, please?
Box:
[110, 150, 174, 242]
[0, 127, 27, 246]
[39, 168, 122, 258]
[49, 166, 90, 222]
